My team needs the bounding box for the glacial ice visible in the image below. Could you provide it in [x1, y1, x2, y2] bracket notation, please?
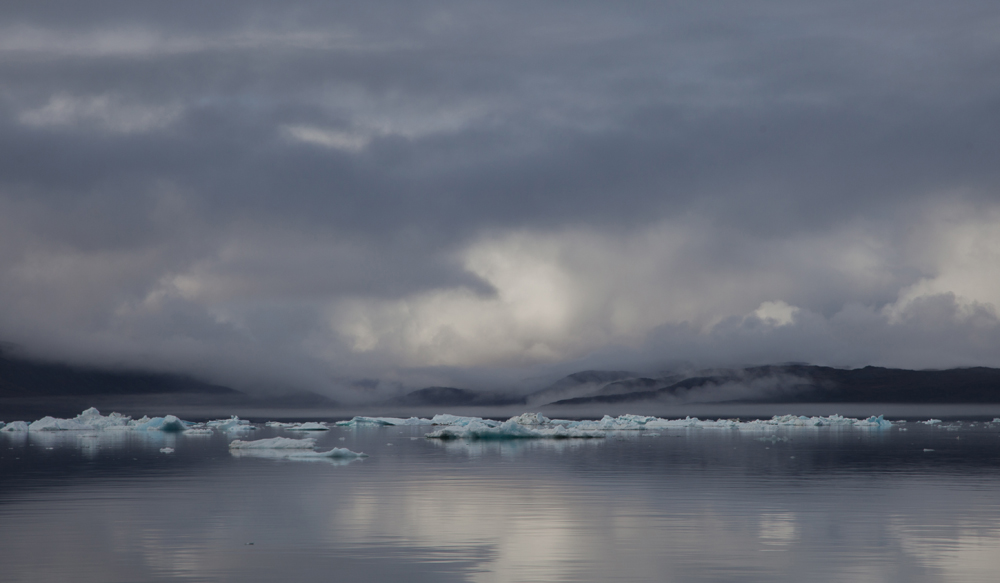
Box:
[1, 421, 29, 432]
[230, 447, 368, 462]
[0, 407, 897, 445]
[208, 416, 253, 432]
[420, 412, 893, 439]
[131, 415, 188, 432]
[335, 416, 436, 427]
[183, 428, 214, 435]
[28, 416, 92, 431]
[228, 436, 368, 461]
[426, 418, 605, 440]
[0, 408, 198, 433]
[922, 419, 943, 425]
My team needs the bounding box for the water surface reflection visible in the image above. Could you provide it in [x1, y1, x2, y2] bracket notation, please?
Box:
[2, 423, 1000, 582]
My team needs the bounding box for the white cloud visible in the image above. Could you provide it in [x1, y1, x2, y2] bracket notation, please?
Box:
[282, 125, 374, 152]
[751, 301, 799, 326]
[19, 94, 181, 134]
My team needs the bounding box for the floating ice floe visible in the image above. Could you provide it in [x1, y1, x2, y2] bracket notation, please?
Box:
[426, 418, 605, 440]
[160, 447, 174, 454]
[922, 419, 943, 425]
[229, 437, 317, 449]
[0, 408, 194, 433]
[131, 415, 188, 432]
[419, 412, 893, 439]
[208, 416, 253, 432]
[183, 428, 214, 435]
[265, 421, 330, 430]
[228, 436, 367, 461]
[335, 416, 436, 427]
[285, 422, 330, 431]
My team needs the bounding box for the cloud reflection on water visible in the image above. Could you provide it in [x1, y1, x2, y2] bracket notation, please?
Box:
[2, 425, 1000, 581]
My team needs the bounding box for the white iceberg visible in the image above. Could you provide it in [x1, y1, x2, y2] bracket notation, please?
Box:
[160, 447, 174, 454]
[228, 436, 368, 461]
[28, 416, 92, 431]
[75, 407, 132, 430]
[421, 412, 893, 438]
[922, 419, 942, 425]
[23, 408, 139, 431]
[1, 421, 29, 432]
[208, 416, 253, 432]
[508, 412, 550, 425]
[230, 447, 367, 462]
[130, 415, 188, 432]
[426, 419, 605, 440]
[429, 414, 499, 427]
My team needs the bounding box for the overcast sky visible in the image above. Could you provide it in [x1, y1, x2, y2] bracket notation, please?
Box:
[2, 1, 999, 398]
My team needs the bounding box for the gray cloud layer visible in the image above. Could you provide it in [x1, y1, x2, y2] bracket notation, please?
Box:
[2, 1, 999, 399]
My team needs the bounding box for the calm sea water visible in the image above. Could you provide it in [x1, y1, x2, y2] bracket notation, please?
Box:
[2, 416, 1000, 582]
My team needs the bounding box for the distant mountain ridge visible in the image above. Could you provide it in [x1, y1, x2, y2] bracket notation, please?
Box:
[389, 386, 525, 407]
[541, 365, 1000, 405]
[0, 350, 336, 409]
[0, 352, 239, 398]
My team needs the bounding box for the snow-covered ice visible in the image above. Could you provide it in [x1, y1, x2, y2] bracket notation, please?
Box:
[1, 421, 29, 432]
[160, 447, 174, 454]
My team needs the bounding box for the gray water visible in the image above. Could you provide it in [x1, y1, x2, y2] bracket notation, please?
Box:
[2, 418, 1000, 582]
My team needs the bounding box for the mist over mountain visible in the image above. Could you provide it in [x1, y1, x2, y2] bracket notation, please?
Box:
[2, 1, 1000, 397]
[540, 365, 1000, 406]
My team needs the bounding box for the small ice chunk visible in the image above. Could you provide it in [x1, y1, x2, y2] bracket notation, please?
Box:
[922, 419, 942, 425]
[923, 448, 935, 452]
[183, 428, 214, 435]
[160, 447, 174, 453]
[229, 437, 317, 449]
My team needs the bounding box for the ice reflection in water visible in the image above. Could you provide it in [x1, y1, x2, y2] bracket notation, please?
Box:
[1, 421, 1000, 582]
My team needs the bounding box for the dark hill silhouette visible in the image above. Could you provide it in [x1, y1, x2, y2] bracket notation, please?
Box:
[0, 351, 239, 398]
[390, 386, 525, 407]
[549, 365, 1000, 405]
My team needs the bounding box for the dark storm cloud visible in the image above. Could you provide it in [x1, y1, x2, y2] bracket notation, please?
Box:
[2, 0, 999, 396]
